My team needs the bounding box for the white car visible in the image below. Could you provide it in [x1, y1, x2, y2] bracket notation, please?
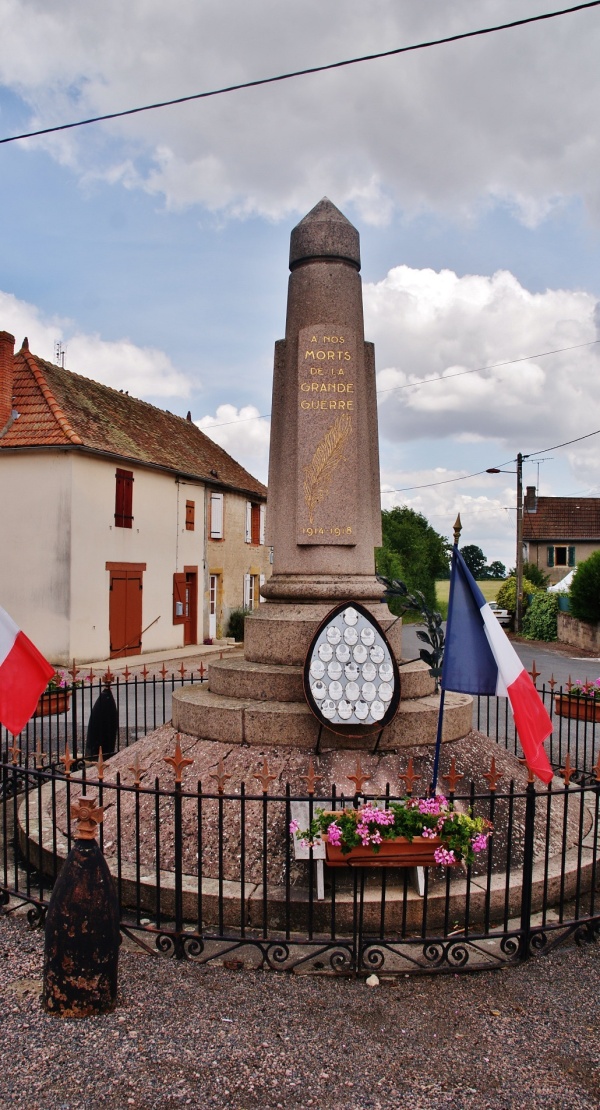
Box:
[488, 601, 511, 626]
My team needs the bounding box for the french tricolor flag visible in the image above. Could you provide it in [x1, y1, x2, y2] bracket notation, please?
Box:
[0, 606, 55, 736]
[441, 549, 553, 784]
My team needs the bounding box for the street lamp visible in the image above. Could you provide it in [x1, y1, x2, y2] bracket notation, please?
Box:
[486, 453, 528, 633]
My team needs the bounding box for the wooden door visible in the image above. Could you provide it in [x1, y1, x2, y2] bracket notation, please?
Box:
[108, 565, 144, 658]
[183, 570, 197, 646]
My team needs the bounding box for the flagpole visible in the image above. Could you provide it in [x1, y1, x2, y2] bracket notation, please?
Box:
[431, 514, 462, 793]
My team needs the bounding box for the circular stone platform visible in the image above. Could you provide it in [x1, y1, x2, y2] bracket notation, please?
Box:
[21, 725, 593, 935]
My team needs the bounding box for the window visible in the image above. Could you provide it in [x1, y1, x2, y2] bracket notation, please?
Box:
[185, 500, 195, 530]
[210, 492, 224, 539]
[244, 573, 258, 609]
[115, 469, 133, 528]
[245, 501, 265, 545]
[547, 545, 575, 568]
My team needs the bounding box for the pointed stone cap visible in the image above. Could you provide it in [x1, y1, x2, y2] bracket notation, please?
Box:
[289, 198, 360, 271]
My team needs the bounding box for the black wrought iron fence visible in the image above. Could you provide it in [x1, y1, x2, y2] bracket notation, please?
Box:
[0, 666, 208, 769]
[2, 669, 600, 975]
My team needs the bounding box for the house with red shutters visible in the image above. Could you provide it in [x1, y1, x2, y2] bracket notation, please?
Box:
[523, 485, 600, 584]
[0, 330, 270, 664]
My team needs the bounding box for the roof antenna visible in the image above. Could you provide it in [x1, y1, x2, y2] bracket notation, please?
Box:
[54, 341, 66, 368]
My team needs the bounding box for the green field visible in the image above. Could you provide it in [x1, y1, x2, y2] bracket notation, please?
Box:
[435, 579, 501, 604]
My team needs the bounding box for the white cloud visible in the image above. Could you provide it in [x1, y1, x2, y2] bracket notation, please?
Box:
[366, 265, 600, 451]
[0, 289, 191, 398]
[2, 1, 600, 225]
[196, 405, 270, 481]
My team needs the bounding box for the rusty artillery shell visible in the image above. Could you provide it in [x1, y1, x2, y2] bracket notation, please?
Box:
[42, 837, 120, 1018]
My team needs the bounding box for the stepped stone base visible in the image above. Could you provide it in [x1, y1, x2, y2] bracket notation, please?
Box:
[172, 683, 472, 750]
[171, 601, 473, 750]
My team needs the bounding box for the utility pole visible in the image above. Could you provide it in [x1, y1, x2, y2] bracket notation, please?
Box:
[515, 452, 524, 633]
[486, 452, 528, 633]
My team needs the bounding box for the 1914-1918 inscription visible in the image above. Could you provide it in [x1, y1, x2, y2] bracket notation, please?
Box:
[297, 325, 358, 545]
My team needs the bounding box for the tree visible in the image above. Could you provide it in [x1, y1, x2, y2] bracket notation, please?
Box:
[376, 507, 450, 611]
[508, 561, 549, 589]
[459, 545, 487, 579]
[487, 560, 506, 580]
[569, 551, 600, 623]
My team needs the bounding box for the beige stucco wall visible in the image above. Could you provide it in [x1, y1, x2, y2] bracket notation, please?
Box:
[0, 449, 207, 664]
[526, 540, 600, 584]
[68, 456, 206, 662]
[0, 451, 73, 661]
[206, 490, 271, 638]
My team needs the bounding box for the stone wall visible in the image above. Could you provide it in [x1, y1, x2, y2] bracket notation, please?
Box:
[558, 612, 600, 652]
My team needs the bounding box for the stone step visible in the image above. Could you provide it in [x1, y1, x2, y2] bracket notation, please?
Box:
[207, 656, 435, 703]
[172, 683, 472, 750]
[243, 601, 403, 666]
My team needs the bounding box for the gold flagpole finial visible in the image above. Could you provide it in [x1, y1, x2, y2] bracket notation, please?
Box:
[453, 514, 462, 546]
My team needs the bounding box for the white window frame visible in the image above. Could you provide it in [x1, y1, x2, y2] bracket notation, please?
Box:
[245, 501, 252, 544]
[210, 492, 224, 539]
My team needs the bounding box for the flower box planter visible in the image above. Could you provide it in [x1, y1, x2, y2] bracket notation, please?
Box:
[323, 833, 444, 868]
[34, 691, 71, 718]
[554, 694, 600, 724]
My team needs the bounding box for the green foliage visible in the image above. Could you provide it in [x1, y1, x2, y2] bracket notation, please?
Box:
[487, 560, 506, 580]
[522, 592, 558, 641]
[460, 544, 487, 578]
[569, 551, 600, 623]
[225, 607, 251, 641]
[522, 561, 550, 588]
[496, 576, 542, 614]
[292, 799, 492, 867]
[378, 576, 445, 689]
[377, 507, 450, 611]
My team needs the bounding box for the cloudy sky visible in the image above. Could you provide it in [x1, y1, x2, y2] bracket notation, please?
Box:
[2, 0, 600, 568]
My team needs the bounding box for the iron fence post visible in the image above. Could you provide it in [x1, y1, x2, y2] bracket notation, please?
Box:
[519, 778, 537, 960]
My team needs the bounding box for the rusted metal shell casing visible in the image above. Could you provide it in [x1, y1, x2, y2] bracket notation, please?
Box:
[42, 838, 119, 1018]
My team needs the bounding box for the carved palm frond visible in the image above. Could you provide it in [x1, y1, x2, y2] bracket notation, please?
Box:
[303, 412, 352, 524]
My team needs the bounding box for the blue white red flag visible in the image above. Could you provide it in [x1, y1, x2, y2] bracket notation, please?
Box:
[0, 605, 55, 736]
[441, 549, 553, 784]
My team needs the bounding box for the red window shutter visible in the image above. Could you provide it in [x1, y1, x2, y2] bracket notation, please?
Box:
[173, 573, 186, 624]
[185, 500, 195, 530]
[115, 469, 134, 528]
[251, 503, 261, 545]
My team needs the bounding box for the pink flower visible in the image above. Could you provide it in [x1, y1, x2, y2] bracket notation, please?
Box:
[434, 846, 456, 866]
[422, 826, 437, 839]
[471, 834, 489, 854]
[289, 820, 300, 835]
[371, 831, 382, 845]
[327, 823, 342, 846]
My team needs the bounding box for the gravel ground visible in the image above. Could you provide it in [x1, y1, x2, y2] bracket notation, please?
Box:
[1, 910, 599, 1110]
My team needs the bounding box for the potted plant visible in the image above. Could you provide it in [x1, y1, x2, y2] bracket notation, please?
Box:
[290, 796, 492, 868]
[555, 678, 600, 723]
[35, 672, 77, 717]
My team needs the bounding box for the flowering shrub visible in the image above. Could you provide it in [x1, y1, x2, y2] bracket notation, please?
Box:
[566, 677, 600, 701]
[291, 795, 492, 867]
[45, 671, 86, 691]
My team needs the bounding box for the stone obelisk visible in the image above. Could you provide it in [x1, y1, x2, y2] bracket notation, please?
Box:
[263, 198, 382, 603]
[172, 199, 472, 749]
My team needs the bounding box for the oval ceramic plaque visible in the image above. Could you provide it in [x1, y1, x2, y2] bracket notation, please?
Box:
[303, 602, 401, 737]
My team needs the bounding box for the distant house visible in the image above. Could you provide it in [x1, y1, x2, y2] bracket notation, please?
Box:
[0, 331, 270, 663]
[523, 486, 600, 584]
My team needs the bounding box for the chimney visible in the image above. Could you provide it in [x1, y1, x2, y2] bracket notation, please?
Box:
[525, 485, 537, 512]
[0, 331, 16, 430]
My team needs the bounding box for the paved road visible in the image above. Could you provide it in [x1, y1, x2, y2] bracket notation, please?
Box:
[401, 621, 600, 691]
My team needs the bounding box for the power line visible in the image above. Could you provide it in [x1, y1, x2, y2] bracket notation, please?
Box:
[377, 339, 600, 395]
[392, 427, 600, 493]
[199, 337, 600, 429]
[2, 2, 599, 146]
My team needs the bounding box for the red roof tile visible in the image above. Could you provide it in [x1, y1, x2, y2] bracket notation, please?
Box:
[523, 496, 600, 541]
[0, 344, 266, 499]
